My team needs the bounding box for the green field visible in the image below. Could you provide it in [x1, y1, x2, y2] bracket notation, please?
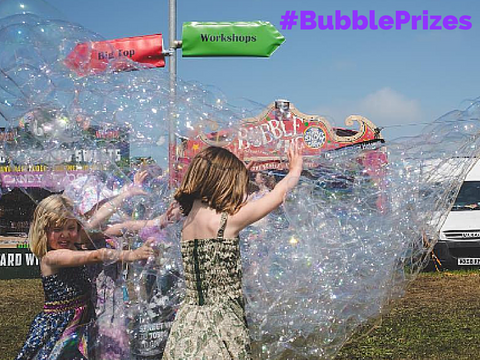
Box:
[2, 271, 480, 360]
[336, 270, 480, 360]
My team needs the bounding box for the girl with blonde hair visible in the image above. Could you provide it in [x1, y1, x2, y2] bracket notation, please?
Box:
[163, 143, 303, 360]
[16, 194, 154, 360]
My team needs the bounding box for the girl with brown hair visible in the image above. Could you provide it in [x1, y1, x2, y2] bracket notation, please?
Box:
[163, 143, 303, 360]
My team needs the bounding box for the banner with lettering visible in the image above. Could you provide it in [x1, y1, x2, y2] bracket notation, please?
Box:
[65, 34, 165, 76]
[0, 247, 40, 279]
[0, 125, 130, 189]
[178, 101, 384, 168]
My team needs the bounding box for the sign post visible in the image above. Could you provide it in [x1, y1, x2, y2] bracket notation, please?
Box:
[167, 0, 181, 187]
[182, 21, 285, 57]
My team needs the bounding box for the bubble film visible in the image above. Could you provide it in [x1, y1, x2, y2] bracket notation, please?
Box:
[243, 125, 480, 358]
[2, 11, 480, 360]
[0, 0, 66, 21]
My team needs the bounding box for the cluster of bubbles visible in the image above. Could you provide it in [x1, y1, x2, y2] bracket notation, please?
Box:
[1, 2, 479, 359]
[243, 125, 480, 358]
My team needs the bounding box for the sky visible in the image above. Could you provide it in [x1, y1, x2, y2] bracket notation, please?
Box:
[2, 0, 480, 140]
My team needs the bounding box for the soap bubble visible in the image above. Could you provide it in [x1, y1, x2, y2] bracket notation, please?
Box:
[2, 13, 480, 360]
[0, 0, 66, 21]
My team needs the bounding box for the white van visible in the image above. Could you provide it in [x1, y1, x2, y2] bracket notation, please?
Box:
[432, 158, 480, 268]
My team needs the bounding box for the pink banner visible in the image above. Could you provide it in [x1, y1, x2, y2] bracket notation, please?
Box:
[0, 171, 87, 189]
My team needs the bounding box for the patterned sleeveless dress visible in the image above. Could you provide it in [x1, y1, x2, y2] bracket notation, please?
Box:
[16, 266, 95, 360]
[163, 212, 252, 360]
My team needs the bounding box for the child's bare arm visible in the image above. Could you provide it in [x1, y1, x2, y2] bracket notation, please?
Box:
[104, 218, 158, 237]
[83, 171, 148, 231]
[231, 143, 303, 231]
[103, 201, 181, 237]
[119, 238, 156, 262]
[84, 186, 147, 230]
[43, 239, 155, 268]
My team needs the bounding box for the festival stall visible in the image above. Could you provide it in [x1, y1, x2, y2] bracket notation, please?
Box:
[176, 99, 385, 175]
[0, 123, 130, 279]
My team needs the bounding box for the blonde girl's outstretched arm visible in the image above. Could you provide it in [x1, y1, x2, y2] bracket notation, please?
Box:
[231, 142, 303, 231]
[104, 219, 157, 237]
[42, 238, 155, 269]
[103, 201, 181, 237]
[84, 185, 147, 231]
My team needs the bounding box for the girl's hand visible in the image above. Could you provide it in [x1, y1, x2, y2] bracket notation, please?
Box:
[133, 170, 148, 187]
[130, 238, 156, 261]
[126, 186, 147, 197]
[166, 201, 181, 222]
[155, 201, 182, 229]
[287, 141, 303, 174]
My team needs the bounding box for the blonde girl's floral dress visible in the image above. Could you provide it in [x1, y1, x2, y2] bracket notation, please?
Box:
[163, 212, 252, 360]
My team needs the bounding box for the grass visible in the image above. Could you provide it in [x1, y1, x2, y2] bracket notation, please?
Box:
[2, 271, 480, 360]
[336, 270, 480, 360]
[0, 279, 43, 360]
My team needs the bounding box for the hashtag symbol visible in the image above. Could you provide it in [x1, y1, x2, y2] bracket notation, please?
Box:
[280, 11, 298, 30]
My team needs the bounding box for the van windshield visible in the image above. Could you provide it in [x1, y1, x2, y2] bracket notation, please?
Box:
[452, 181, 480, 211]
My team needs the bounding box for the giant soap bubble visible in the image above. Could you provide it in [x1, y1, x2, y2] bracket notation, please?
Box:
[1, 13, 480, 360]
[0, 0, 66, 21]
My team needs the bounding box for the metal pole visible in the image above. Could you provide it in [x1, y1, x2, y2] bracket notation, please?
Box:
[168, 0, 177, 187]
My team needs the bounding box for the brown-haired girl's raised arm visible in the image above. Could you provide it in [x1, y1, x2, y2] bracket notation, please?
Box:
[230, 143, 303, 232]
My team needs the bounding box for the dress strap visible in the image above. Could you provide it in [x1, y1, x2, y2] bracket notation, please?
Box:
[217, 212, 228, 239]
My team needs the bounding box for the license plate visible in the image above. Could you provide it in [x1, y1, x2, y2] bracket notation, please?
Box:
[458, 258, 480, 265]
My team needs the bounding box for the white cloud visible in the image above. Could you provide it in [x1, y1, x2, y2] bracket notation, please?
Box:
[358, 87, 422, 126]
[312, 88, 424, 139]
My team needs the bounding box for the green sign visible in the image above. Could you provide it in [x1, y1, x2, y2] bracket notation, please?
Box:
[182, 21, 285, 57]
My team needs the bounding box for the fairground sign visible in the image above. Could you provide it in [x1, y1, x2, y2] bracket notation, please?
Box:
[178, 100, 384, 173]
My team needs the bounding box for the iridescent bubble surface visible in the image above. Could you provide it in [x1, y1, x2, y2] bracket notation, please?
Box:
[1, 13, 479, 360]
[0, 0, 66, 21]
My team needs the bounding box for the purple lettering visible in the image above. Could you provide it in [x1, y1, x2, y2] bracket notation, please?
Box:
[379, 15, 394, 30]
[411, 15, 422, 30]
[423, 10, 429, 30]
[335, 10, 351, 30]
[395, 11, 410, 30]
[285, 10, 472, 33]
[459, 15, 472, 30]
[442, 15, 458, 30]
[352, 10, 367, 30]
[369, 10, 378, 30]
[318, 15, 334, 30]
[430, 15, 442, 30]
[301, 11, 317, 30]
